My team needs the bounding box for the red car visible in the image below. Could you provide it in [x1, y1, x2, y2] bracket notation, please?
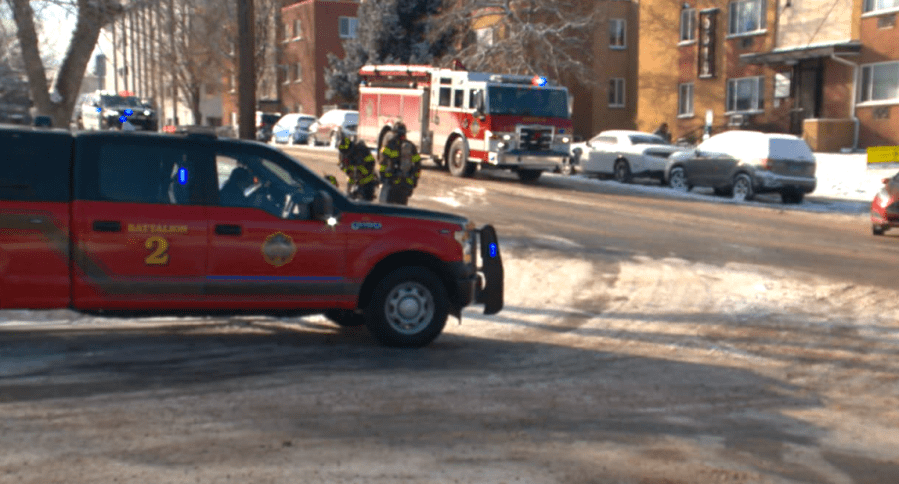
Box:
[871, 171, 899, 235]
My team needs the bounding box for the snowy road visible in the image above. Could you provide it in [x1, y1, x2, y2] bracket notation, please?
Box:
[1, 146, 898, 483]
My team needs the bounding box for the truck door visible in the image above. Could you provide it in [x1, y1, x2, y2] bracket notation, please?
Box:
[70, 136, 209, 310]
[206, 146, 347, 310]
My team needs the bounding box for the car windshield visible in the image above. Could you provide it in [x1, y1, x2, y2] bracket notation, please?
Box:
[100, 95, 142, 107]
[486, 86, 569, 118]
[629, 134, 669, 145]
[261, 114, 279, 125]
[345, 113, 359, 125]
[297, 118, 315, 128]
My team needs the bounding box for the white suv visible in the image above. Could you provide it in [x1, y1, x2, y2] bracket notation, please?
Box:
[307, 109, 358, 147]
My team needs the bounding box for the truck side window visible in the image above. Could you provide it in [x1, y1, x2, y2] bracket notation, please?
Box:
[97, 144, 199, 205]
[453, 89, 465, 108]
[439, 87, 451, 107]
[215, 151, 314, 219]
[469, 89, 483, 110]
[0, 130, 71, 202]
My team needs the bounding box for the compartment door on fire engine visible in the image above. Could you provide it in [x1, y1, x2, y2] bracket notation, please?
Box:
[71, 138, 208, 309]
[206, 147, 346, 309]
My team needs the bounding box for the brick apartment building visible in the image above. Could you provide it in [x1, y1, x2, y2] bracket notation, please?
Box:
[279, 0, 359, 117]
[637, 0, 899, 151]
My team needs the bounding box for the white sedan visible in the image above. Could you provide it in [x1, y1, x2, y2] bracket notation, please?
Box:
[569, 130, 686, 183]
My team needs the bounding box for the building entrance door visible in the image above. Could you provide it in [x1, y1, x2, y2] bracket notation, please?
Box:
[790, 59, 823, 135]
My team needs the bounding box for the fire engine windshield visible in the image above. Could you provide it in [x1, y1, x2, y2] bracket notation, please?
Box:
[486, 86, 568, 118]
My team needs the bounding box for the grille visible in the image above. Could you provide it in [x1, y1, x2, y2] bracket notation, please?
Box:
[518, 127, 553, 151]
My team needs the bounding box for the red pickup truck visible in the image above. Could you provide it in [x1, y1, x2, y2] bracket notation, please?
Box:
[0, 127, 502, 347]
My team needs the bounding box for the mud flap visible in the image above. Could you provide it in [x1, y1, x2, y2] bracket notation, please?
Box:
[476, 225, 504, 315]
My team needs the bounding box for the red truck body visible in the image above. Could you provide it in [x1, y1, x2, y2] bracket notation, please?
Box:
[358, 65, 573, 181]
[0, 127, 502, 347]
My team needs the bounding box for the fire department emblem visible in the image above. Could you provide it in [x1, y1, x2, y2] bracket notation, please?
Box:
[471, 118, 480, 136]
[365, 100, 374, 118]
[262, 232, 296, 267]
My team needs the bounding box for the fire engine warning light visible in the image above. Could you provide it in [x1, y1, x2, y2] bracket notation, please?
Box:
[532, 76, 547, 87]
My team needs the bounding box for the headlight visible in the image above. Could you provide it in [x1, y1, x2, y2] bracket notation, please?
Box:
[497, 142, 507, 150]
[502, 134, 512, 141]
[454, 223, 474, 264]
[560, 136, 570, 144]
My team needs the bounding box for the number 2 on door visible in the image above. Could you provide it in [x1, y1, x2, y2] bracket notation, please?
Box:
[145, 236, 170, 265]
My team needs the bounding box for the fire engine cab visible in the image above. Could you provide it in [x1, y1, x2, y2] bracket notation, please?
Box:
[358, 64, 573, 182]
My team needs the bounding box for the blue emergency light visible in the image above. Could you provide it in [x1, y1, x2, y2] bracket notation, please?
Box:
[532, 76, 547, 87]
[178, 167, 188, 185]
[124, 109, 133, 116]
[489, 243, 497, 258]
[119, 115, 127, 123]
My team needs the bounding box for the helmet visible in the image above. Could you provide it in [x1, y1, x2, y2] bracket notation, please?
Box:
[393, 122, 407, 137]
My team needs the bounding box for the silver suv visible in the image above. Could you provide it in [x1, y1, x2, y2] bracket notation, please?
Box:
[665, 130, 816, 204]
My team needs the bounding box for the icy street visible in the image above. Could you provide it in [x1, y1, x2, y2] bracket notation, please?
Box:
[1, 148, 898, 483]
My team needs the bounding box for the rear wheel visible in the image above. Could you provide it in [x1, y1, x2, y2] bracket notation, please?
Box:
[732, 173, 754, 202]
[448, 138, 475, 177]
[613, 159, 632, 183]
[365, 267, 449, 348]
[517, 169, 542, 182]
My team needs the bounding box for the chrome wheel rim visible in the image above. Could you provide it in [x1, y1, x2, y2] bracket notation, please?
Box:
[733, 177, 750, 201]
[384, 282, 434, 335]
[669, 169, 687, 191]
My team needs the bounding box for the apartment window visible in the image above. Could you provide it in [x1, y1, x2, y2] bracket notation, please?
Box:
[609, 19, 626, 49]
[678, 83, 694, 116]
[339, 17, 358, 39]
[864, 0, 899, 12]
[293, 19, 302, 39]
[728, 0, 766, 35]
[282, 65, 291, 84]
[229, 73, 236, 93]
[774, 72, 791, 99]
[608, 78, 625, 108]
[294, 63, 302, 83]
[859, 62, 899, 103]
[680, 8, 696, 42]
[283, 22, 291, 41]
[726, 76, 765, 112]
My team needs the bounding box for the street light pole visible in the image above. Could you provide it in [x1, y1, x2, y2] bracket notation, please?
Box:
[237, 0, 256, 140]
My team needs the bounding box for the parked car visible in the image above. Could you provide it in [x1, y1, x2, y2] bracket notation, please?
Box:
[569, 130, 685, 183]
[307, 109, 358, 147]
[871, 171, 899, 235]
[272, 113, 317, 145]
[79, 91, 159, 131]
[255, 111, 281, 142]
[665, 130, 817, 204]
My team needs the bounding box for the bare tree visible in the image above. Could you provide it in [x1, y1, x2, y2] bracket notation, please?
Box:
[431, 0, 605, 84]
[7, 0, 124, 126]
[218, 0, 281, 101]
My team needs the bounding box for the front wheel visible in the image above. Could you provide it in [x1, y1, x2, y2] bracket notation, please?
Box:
[732, 173, 754, 202]
[448, 139, 475, 177]
[365, 267, 449, 348]
[613, 159, 632, 183]
[668, 166, 690, 192]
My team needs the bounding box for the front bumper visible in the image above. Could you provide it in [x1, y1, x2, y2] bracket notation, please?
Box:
[448, 225, 504, 316]
[487, 149, 570, 172]
[105, 115, 158, 131]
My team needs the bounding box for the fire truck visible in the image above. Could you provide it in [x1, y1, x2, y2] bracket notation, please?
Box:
[357, 64, 573, 182]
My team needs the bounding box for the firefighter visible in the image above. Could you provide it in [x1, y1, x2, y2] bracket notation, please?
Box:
[337, 135, 379, 201]
[378, 122, 421, 205]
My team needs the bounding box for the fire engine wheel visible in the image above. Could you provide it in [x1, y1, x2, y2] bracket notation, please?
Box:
[448, 139, 475, 177]
[365, 266, 449, 348]
[325, 309, 366, 327]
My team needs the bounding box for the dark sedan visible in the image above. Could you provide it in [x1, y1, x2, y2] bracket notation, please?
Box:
[665, 130, 817, 204]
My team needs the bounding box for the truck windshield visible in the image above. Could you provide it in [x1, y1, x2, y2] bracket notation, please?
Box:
[486, 86, 568, 118]
[100, 95, 142, 107]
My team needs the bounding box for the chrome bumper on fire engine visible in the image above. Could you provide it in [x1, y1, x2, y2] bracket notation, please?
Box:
[486, 149, 570, 171]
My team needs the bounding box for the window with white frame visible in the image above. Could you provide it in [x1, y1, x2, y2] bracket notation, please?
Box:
[728, 0, 766, 35]
[283, 22, 291, 41]
[680, 8, 696, 42]
[609, 19, 626, 48]
[294, 63, 302, 83]
[293, 19, 302, 39]
[339, 17, 358, 39]
[726, 76, 765, 112]
[678, 83, 694, 116]
[609, 78, 625, 107]
[859, 62, 899, 103]
[864, 0, 899, 13]
[282, 65, 291, 84]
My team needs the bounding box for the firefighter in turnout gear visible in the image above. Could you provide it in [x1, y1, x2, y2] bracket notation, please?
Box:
[337, 135, 378, 201]
[378, 122, 421, 205]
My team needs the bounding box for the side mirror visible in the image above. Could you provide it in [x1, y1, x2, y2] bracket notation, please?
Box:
[474, 91, 486, 119]
[312, 190, 334, 222]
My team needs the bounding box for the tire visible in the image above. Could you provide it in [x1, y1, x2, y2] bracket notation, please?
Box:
[307, 133, 317, 147]
[448, 138, 475, 177]
[732, 173, 754, 202]
[613, 159, 632, 183]
[668, 166, 690, 192]
[873, 225, 886, 236]
[365, 267, 449, 348]
[325, 309, 366, 327]
[517, 169, 542, 182]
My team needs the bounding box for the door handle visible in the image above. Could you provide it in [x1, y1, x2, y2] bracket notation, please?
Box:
[92, 220, 122, 232]
[215, 224, 242, 236]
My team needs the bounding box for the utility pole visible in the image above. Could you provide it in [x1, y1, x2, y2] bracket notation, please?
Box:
[121, 11, 128, 92]
[112, 17, 118, 93]
[238, 0, 256, 140]
[155, 0, 165, 126]
[169, 0, 178, 125]
[129, 8, 136, 93]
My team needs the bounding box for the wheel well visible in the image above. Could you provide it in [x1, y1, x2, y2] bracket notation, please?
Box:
[357, 251, 457, 312]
